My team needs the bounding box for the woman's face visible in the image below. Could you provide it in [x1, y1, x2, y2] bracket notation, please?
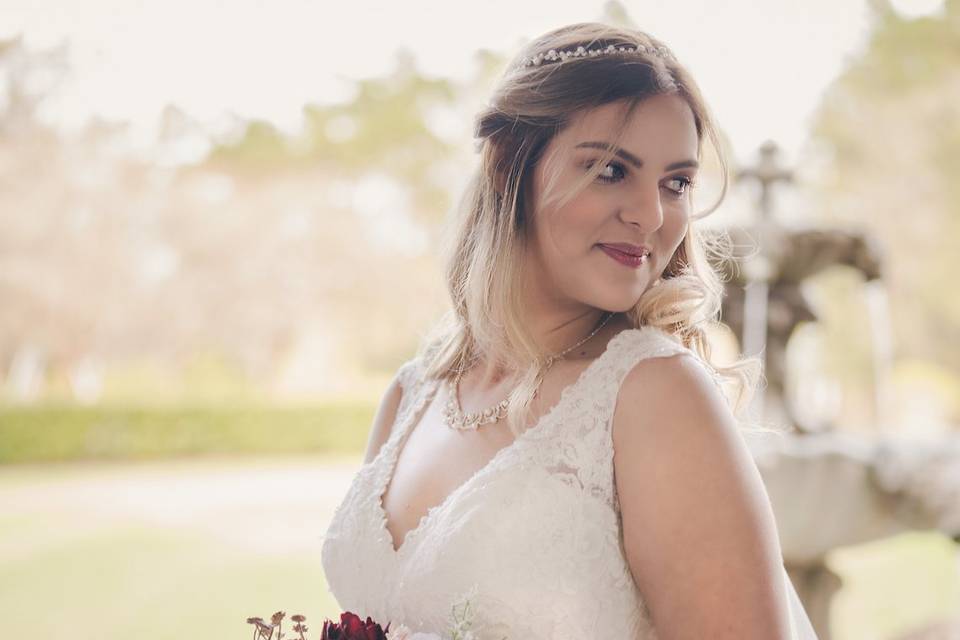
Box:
[524, 94, 699, 314]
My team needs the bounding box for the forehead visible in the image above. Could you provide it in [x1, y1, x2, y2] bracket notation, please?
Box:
[557, 94, 699, 158]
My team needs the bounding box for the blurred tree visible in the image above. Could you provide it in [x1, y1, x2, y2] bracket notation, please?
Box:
[0, 34, 69, 139]
[0, 34, 515, 403]
[805, 0, 960, 373]
[0, 35, 85, 400]
[602, 0, 638, 28]
[207, 49, 463, 225]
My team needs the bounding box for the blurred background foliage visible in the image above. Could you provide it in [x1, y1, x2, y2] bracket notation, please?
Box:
[789, 0, 960, 439]
[0, 0, 958, 459]
[0, 1, 958, 639]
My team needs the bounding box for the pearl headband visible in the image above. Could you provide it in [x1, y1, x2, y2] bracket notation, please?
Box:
[517, 43, 675, 70]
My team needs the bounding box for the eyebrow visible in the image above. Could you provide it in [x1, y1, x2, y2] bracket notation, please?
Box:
[574, 141, 699, 171]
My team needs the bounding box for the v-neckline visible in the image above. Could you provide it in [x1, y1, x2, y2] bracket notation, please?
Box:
[374, 326, 645, 557]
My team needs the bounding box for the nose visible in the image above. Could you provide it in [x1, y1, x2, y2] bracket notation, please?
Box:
[617, 182, 664, 232]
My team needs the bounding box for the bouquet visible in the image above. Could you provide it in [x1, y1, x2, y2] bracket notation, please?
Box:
[245, 585, 490, 640]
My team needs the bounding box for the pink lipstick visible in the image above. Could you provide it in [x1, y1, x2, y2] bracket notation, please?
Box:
[598, 244, 650, 269]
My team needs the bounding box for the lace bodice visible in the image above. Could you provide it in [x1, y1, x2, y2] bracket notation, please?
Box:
[320, 326, 716, 639]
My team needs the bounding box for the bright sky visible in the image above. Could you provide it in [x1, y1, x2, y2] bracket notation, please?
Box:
[0, 0, 946, 167]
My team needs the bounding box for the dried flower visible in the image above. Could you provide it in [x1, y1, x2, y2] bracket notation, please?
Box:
[245, 616, 276, 640]
[246, 584, 499, 640]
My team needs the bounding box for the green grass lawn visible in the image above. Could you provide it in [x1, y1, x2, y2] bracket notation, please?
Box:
[0, 455, 352, 639]
[1, 403, 958, 639]
[828, 531, 960, 639]
[0, 402, 375, 464]
[0, 519, 339, 637]
[1, 455, 958, 640]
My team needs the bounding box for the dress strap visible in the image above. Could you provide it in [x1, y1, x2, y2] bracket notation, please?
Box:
[541, 326, 723, 511]
[394, 355, 429, 422]
[600, 326, 727, 413]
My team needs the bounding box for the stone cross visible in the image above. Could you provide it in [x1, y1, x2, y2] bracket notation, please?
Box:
[735, 139, 795, 222]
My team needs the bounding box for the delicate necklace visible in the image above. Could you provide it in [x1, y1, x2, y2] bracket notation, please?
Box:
[441, 312, 615, 431]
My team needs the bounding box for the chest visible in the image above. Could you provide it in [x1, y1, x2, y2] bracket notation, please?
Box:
[326, 419, 644, 638]
[380, 362, 587, 554]
[320, 327, 677, 638]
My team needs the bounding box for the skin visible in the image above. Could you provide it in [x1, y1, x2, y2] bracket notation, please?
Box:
[475, 93, 699, 387]
[362, 93, 795, 636]
[490, 92, 794, 636]
[612, 353, 795, 638]
[528, 95, 697, 329]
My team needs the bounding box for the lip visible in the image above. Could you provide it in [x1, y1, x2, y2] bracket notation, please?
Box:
[598, 243, 650, 269]
[598, 242, 652, 257]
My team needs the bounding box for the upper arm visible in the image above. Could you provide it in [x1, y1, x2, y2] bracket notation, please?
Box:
[362, 367, 406, 466]
[612, 353, 792, 640]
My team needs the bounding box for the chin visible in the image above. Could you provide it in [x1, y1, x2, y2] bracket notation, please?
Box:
[592, 295, 643, 315]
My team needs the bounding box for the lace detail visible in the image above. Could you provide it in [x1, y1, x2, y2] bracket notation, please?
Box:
[519, 326, 716, 518]
[321, 325, 719, 639]
[395, 357, 426, 419]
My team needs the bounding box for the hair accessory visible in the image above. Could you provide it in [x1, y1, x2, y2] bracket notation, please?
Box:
[517, 43, 674, 70]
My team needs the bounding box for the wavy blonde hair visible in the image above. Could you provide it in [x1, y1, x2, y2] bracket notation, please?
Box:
[414, 22, 765, 436]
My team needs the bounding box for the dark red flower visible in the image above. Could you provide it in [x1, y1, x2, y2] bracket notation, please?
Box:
[321, 610, 392, 640]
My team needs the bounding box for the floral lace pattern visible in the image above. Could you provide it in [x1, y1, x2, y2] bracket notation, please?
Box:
[320, 325, 716, 639]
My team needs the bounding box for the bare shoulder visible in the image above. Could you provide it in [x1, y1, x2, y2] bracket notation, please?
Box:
[361, 363, 410, 466]
[611, 351, 734, 481]
[611, 352, 793, 639]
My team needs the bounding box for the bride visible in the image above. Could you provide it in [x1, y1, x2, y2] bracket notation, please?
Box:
[321, 22, 819, 640]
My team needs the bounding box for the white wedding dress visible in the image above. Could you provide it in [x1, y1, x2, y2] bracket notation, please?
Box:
[320, 325, 818, 639]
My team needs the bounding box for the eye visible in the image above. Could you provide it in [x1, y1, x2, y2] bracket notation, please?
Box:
[665, 175, 696, 198]
[586, 160, 627, 184]
[587, 161, 697, 198]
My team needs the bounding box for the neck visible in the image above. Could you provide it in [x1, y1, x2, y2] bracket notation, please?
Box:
[533, 307, 615, 356]
[472, 308, 625, 389]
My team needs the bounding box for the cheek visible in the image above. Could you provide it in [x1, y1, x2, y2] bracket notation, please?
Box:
[666, 208, 689, 245]
[564, 192, 611, 237]
[660, 216, 689, 270]
[539, 204, 598, 256]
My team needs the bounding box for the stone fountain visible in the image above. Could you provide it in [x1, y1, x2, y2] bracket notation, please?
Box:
[708, 141, 960, 639]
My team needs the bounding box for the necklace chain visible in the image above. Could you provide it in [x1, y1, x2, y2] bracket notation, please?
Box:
[441, 312, 615, 431]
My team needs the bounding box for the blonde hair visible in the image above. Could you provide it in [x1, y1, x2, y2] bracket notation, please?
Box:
[414, 22, 765, 436]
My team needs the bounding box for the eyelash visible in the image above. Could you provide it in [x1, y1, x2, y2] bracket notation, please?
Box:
[586, 160, 696, 198]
